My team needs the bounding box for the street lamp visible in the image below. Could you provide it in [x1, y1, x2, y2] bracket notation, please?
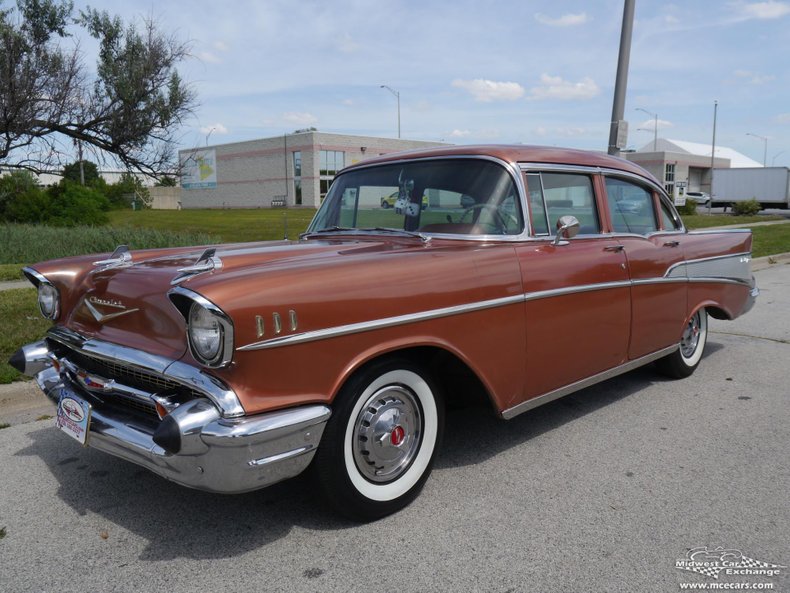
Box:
[635, 107, 658, 151]
[771, 150, 785, 166]
[380, 85, 401, 138]
[746, 132, 768, 166]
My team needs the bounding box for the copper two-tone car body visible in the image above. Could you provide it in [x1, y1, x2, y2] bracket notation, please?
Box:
[11, 145, 758, 519]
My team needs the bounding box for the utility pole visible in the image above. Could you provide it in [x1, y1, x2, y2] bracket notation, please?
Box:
[708, 100, 717, 214]
[607, 0, 635, 156]
[380, 85, 401, 138]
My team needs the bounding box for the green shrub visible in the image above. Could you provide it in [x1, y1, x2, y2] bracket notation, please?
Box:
[0, 171, 50, 223]
[46, 181, 110, 226]
[732, 199, 761, 216]
[676, 200, 697, 216]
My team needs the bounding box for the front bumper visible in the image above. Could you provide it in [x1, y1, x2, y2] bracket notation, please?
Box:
[12, 335, 331, 494]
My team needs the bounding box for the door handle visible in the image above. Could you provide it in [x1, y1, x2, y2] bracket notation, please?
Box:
[663, 240, 680, 247]
[604, 245, 624, 252]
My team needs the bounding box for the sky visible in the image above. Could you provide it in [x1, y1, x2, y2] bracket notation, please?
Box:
[66, 0, 790, 166]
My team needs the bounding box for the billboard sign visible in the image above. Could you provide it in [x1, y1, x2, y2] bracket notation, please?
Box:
[181, 149, 217, 189]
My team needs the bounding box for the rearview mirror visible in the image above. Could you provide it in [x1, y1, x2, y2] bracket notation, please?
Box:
[553, 215, 580, 246]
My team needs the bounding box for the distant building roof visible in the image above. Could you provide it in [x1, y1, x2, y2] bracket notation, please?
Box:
[637, 138, 763, 168]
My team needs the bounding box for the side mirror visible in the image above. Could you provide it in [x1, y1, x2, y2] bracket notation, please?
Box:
[552, 215, 580, 246]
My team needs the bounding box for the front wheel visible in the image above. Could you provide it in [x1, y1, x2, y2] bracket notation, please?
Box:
[655, 308, 708, 379]
[313, 358, 444, 521]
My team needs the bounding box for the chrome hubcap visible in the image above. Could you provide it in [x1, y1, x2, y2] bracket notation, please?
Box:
[352, 385, 422, 483]
[681, 311, 702, 358]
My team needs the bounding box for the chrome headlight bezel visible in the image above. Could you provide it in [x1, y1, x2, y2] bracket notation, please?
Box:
[24, 267, 60, 321]
[169, 288, 234, 368]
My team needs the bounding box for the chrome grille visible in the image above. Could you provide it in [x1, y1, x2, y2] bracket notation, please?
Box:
[52, 343, 204, 417]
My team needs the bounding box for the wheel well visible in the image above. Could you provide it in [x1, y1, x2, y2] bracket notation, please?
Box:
[705, 305, 731, 321]
[350, 346, 496, 413]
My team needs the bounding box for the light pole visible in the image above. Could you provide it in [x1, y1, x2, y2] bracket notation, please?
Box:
[746, 132, 768, 166]
[772, 151, 786, 166]
[635, 107, 658, 151]
[380, 85, 401, 138]
[709, 100, 717, 214]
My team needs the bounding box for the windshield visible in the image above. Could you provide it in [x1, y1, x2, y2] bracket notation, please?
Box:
[307, 158, 524, 236]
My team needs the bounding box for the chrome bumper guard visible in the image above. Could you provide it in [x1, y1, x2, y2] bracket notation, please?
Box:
[15, 338, 331, 494]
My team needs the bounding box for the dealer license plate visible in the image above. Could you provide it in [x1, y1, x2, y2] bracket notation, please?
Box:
[56, 388, 92, 446]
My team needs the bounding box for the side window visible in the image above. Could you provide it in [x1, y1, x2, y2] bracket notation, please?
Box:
[659, 197, 681, 230]
[605, 177, 658, 235]
[525, 173, 549, 235]
[541, 173, 600, 235]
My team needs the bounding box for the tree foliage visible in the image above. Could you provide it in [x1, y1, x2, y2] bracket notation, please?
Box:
[0, 0, 195, 176]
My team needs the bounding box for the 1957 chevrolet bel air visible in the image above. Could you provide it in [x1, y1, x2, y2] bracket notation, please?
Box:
[10, 145, 758, 520]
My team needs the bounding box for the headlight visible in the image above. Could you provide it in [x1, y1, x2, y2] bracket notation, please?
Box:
[37, 283, 60, 320]
[187, 301, 233, 367]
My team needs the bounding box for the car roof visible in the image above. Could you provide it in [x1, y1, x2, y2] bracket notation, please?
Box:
[342, 144, 662, 187]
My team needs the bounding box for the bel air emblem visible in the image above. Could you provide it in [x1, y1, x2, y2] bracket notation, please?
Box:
[84, 296, 139, 324]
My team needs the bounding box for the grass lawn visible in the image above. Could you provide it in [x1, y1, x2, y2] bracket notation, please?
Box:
[0, 288, 51, 384]
[0, 264, 25, 281]
[108, 208, 317, 243]
[751, 223, 790, 258]
[680, 213, 784, 229]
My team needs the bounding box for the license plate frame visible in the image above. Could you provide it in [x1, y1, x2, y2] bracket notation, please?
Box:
[56, 387, 92, 446]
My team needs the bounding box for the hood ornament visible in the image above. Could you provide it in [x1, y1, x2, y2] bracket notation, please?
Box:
[93, 245, 132, 271]
[171, 248, 223, 285]
[84, 296, 139, 324]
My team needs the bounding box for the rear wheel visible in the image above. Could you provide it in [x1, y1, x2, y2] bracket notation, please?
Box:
[656, 308, 708, 378]
[313, 358, 444, 521]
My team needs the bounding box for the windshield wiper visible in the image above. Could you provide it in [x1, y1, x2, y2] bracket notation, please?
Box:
[365, 227, 431, 242]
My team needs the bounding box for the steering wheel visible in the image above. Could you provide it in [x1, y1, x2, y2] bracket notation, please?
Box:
[459, 203, 519, 234]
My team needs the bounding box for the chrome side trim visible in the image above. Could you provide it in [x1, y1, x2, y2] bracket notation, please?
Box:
[21, 267, 48, 287]
[237, 294, 525, 351]
[46, 327, 245, 418]
[522, 280, 631, 302]
[501, 344, 679, 420]
[687, 229, 752, 235]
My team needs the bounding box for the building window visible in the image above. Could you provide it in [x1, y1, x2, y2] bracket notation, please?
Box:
[320, 179, 332, 201]
[294, 179, 302, 205]
[664, 163, 675, 195]
[293, 151, 302, 177]
[320, 150, 344, 176]
[292, 151, 302, 205]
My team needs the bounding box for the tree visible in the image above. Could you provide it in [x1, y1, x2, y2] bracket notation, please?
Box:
[0, 0, 196, 177]
[61, 160, 100, 185]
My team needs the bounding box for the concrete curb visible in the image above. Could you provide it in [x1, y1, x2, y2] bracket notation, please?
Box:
[752, 252, 790, 271]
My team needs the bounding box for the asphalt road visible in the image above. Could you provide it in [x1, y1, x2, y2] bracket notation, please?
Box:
[1, 264, 788, 593]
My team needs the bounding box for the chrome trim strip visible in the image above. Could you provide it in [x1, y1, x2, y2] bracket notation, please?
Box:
[237, 294, 525, 351]
[46, 327, 245, 418]
[687, 277, 753, 287]
[687, 229, 752, 235]
[631, 277, 689, 286]
[522, 280, 631, 302]
[501, 345, 679, 420]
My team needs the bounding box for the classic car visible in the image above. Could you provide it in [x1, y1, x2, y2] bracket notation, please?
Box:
[10, 145, 758, 521]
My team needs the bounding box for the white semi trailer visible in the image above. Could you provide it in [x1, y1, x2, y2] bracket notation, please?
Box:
[712, 167, 790, 210]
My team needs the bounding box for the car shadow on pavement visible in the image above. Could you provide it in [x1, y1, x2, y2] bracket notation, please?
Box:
[12, 344, 724, 561]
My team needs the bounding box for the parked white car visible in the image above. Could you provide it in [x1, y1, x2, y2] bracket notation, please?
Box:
[685, 191, 711, 206]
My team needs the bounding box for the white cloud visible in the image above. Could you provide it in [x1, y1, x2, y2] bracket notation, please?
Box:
[452, 79, 525, 102]
[556, 127, 589, 137]
[342, 98, 354, 106]
[449, 129, 471, 138]
[337, 33, 360, 53]
[734, 69, 775, 84]
[198, 51, 222, 64]
[282, 112, 318, 126]
[213, 41, 229, 52]
[731, 0, 790, 19]
[534, 12, 589, 26]
[530, 74, 600, 101]
[532, 126, 549, 137]
[637, 118, 674, 131]
[776, 113, 790, 123]
[200, 123, 228, 135]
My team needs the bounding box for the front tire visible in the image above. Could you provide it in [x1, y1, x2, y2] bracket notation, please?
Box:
[313, 358, 444, 521]
[656, 308, 708, 379]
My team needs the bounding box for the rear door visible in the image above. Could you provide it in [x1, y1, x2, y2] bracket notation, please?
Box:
[602, 176, 687, 358]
